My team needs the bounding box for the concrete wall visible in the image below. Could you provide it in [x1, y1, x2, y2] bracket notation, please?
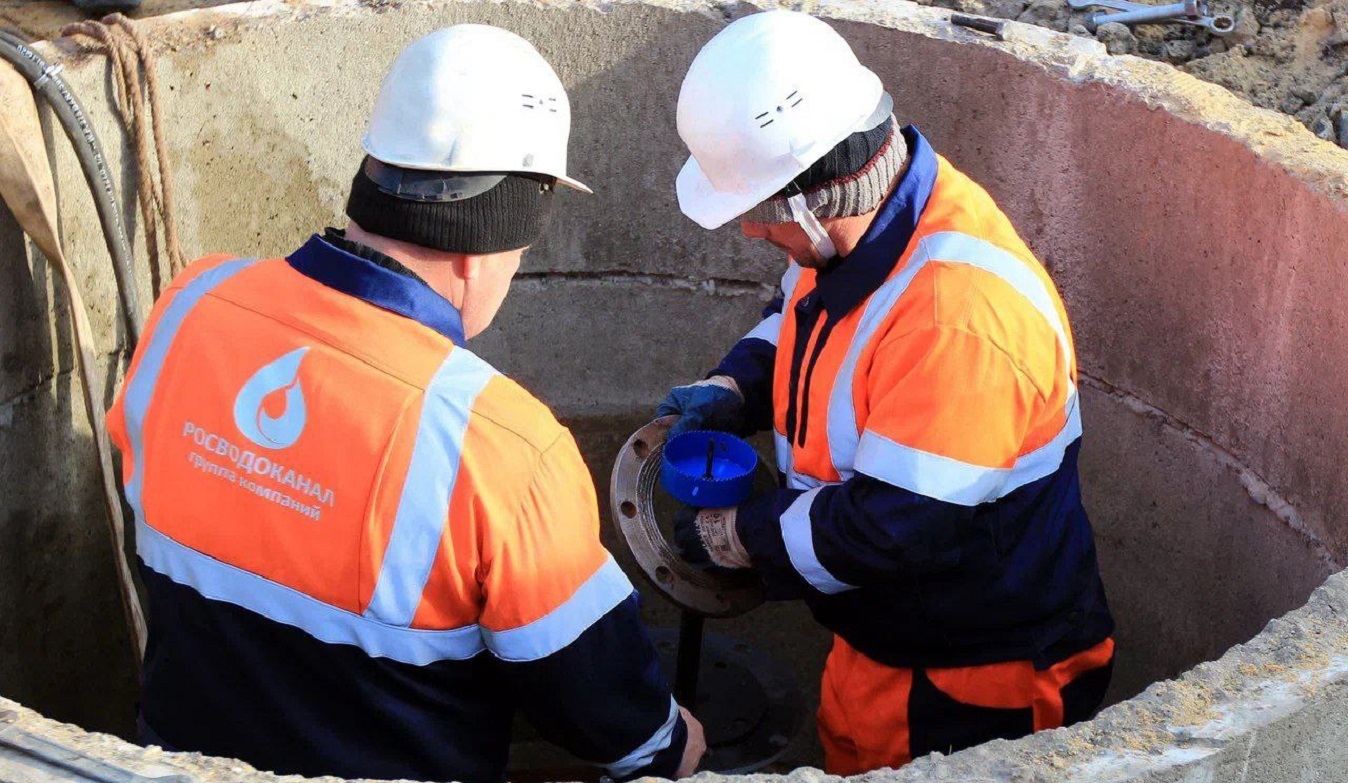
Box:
[2, 0, 1348, 780]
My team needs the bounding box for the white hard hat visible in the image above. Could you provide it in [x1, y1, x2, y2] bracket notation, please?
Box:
[676, 11, 885, 230]
[363, 25, 591, 194]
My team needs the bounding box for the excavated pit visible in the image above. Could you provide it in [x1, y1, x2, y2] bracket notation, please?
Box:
[3, 1, 1348, 781]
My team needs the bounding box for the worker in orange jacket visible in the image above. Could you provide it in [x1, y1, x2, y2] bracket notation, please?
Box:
[108, 25, 703, 783]
[659, 10, 1114, 773]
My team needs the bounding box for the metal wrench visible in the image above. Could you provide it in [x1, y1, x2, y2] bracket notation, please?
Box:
[1068, 0, 1235, 34]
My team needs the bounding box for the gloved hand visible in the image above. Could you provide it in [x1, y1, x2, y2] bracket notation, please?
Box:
[673, 505, 751, 571]
[656, 376, 744, 439]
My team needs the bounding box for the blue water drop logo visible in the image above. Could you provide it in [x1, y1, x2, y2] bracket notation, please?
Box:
[232, 347, 310, 450]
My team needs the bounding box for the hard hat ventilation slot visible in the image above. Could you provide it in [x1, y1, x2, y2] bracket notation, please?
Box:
[521, 94, 561, 113]
[756, 91, 805, 128]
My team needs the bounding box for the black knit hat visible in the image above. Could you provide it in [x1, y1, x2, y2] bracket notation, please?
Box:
[345, 157, 557, 254]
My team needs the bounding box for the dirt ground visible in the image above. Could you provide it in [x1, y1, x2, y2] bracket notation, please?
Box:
[919, 0, 1348, 144]
[2, 0, 1346, 145]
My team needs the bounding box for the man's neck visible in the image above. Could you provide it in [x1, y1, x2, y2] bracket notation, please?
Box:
[822, 152, 912, 260]
[345, 223, 428, 268]
[343, 223, 465, 304]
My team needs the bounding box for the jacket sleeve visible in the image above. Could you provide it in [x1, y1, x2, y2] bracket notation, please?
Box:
[479, 430, 686, 780]
[734, 324, 1044, 598]
[708, 263, 801, 434]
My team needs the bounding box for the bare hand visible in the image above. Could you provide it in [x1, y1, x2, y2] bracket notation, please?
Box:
[675, 707, 707, 778]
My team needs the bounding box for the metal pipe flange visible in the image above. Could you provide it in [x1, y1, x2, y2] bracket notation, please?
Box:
[609, 417, 766, 618]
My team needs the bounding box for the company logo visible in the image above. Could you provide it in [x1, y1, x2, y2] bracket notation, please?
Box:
[233, 347, 310, 450]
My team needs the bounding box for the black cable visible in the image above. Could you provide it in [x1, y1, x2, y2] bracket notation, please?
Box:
[0, 29, 142, 347]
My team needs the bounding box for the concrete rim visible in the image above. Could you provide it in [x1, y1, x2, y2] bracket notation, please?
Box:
[3, 1, 1347, 781]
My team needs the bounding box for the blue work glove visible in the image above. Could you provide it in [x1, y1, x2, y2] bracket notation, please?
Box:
[656, 376, 745, 439]
[673, 505, 751, 571]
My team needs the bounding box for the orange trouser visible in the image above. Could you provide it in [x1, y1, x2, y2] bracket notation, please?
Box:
[818, 636, 1115, 774]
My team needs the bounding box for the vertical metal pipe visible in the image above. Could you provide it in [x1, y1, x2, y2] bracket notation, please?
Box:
[675, 611, 704, 707]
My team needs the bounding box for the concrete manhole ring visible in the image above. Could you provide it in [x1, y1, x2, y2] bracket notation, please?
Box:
[6, 1, 1348, 781]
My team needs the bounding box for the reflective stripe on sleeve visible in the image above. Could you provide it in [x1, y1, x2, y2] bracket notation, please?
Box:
[481, 556, 636, 662]
[780, 487, 857, 595]
[740, 259, 802, 348]
[603, 698, 680, 779]
[853, 394, 1083, 506]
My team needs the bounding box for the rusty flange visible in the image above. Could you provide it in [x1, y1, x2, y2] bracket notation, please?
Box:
[609, 417, 766, 618]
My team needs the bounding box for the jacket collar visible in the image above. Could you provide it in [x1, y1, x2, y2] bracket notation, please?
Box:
[286, 233, 466, 344]
[809, 125, 939, 318]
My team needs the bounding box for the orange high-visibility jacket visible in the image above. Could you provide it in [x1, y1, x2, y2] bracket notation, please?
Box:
[108, 232, 686, 783]
[714, 127, 1113, 669]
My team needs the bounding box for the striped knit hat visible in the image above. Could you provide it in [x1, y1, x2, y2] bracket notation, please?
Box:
[742, 115, 906, 225]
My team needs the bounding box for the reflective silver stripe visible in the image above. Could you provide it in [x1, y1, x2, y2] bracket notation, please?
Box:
[743, 312, 783, 346]
[853, 431, 1006, 506]
[854, 395, 1082, 505]
[781, 260, 803, 303]
[775, 430, 829, 490]
[1005, 389, 1082, 491]
[827, 231, 1075, 479]
[787, 471, 826, 490]
[123, 258, 259, 524]
[604, 698, 680, 778]
[771, 261, 817, 488]
[826, 247, 931, 477]
[138, 520, 486, 665]
[365, 348, 497, 627]
[741, 260, 803, 349]
[919, 232, 1071, 357]
[482, 556, 635, 662]
[780, 487, 856, 594]
[775, 430, 792, 476]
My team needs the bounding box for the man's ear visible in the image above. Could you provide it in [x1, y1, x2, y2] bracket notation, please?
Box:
[455, 255, 484, 281]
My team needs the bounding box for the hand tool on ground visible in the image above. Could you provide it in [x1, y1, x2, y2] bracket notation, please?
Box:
[1068, 0, 1235, 34]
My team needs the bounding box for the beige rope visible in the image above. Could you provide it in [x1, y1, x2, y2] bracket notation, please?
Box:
[62, 14, 185, 289]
